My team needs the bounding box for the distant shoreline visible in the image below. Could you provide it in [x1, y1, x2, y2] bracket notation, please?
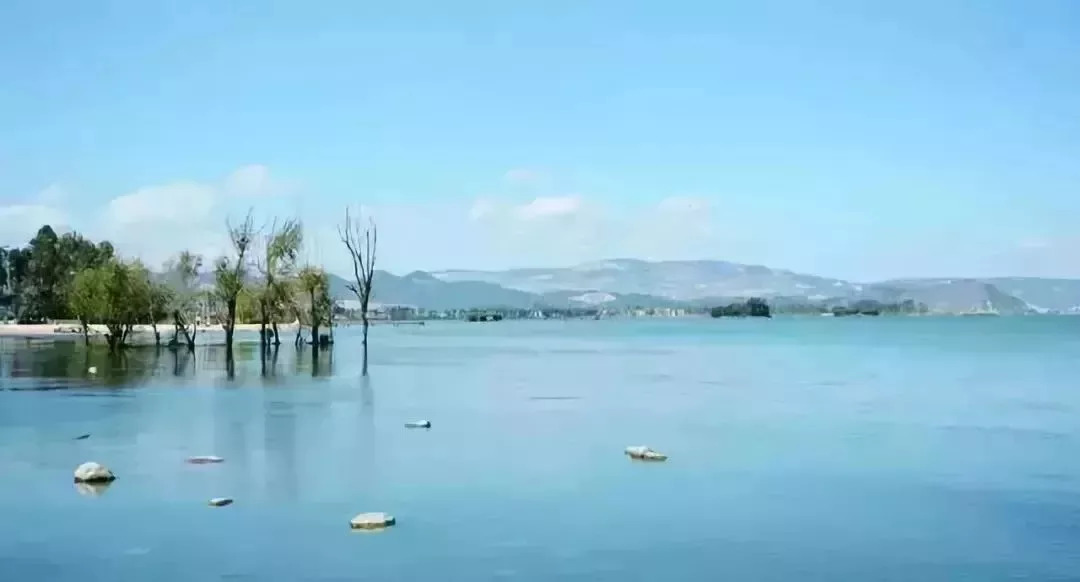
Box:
[0, 322, 298, 340]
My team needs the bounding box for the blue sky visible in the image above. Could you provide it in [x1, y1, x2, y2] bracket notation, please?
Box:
[1, 0, 1078, 280]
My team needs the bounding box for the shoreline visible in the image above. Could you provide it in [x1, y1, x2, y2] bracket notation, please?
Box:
[0, 322, 300, 340]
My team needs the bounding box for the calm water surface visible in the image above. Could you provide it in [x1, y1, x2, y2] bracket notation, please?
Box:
[1, 317, 1079, 581]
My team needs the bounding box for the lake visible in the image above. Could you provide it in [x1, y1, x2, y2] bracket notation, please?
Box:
[1, 317, 1079, 581]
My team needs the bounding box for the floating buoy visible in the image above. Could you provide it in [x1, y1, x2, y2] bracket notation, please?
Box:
[87, 366, 97, 375]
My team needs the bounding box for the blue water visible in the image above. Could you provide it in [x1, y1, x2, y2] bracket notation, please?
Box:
[1, 317, 1079, 581]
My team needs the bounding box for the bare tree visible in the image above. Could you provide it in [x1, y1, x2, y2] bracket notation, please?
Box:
[214, 212, 257, 357]
[338, 207, 377, 376]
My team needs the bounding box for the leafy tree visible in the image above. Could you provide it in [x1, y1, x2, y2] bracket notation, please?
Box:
[297, 266, 331, 347]
[214, 212, 256, 356]
[68, 259, 155, 351]
[0, 247, 7, 291]
[256, 219, 302, 347]
[163, 251, 203, 352]
[710, 298, 772, 318]
[21, 226, 114, 321]
[69, 267, 107, 344]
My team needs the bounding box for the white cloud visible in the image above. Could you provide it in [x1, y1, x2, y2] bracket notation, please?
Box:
[105, 182, 217, 226]
[36, 183, 68, 206]
[468, 198, 496, 222]
[3, 169, 1076, 279]
[0, 184, 72, 247]
[0, 203, 70, 247]
[513, 196, 583, 220]
[223, 164, 278, 197]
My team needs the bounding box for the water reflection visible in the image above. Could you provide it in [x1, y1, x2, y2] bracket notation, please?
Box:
[0, 339, 342, 389]
[74, 481, 112, 497]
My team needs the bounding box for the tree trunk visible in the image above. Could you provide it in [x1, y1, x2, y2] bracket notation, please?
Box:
[150, 321, 160, 346]
[361, 310, 370, 376]
[174, 310, 197, 352]
[308, 289, 319, 349]
[81, 319, 89, 346]
[259, 300, 269, 349]
[272, 321, 280, 346]
[225, 299, 237, 350]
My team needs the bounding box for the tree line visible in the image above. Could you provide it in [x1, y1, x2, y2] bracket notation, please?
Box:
[1, 209, 378, 375]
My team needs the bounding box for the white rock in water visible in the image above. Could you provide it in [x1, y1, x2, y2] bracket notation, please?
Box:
[87, 366, 98, 375]
[350, 512, 396, 530]
[73, 461, 116, 483]
[186, 455, 225, 464]
[404, 420, 431, 429]
[625, 446, 668, 461]
[208, 497, 233, 507]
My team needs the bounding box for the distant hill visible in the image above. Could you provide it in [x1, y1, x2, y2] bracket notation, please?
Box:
[432, 259, 857, 301]
[191, 259, 1080, 314]
[868, 279, 1032, 315]
[428, 259, 1080, 314]
[369, 271, 537, 310]
[983, 278, 1080, 313]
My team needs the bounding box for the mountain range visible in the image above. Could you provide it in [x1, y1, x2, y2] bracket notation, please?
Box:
[319, 259, 1080, 315]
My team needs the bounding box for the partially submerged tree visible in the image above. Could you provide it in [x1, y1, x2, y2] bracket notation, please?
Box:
[256, 219, 303, 348]
[68, 259, 157, 351]
[69, 267, 106, 345]
[297, 266, 331, 348]
[163, 251, 203, 352]
[339, 208, 377, 375]
[144, 276, 174, 346]
[214, 212, 256, 355]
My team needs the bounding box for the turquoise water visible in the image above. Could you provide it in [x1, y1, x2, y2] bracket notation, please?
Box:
[1, 317, 1079, 581]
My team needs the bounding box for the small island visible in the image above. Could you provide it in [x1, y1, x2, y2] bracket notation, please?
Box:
[710, 298, 772, 318]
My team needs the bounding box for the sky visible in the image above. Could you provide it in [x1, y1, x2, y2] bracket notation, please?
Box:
[1, 0, 1078, 281]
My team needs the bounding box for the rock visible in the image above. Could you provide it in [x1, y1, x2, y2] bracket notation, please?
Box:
[186, 455, 225, 464]
[404, 420, 431, 429]
[73, 461, 116, 483]
[624, 446, 668, 462]
[87, 366, 98, 375]
[208, 497, 233, 507]
[73, 433, 91, 440]
[350, 512, 396, 530]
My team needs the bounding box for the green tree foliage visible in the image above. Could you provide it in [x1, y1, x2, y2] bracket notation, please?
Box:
[18, 226, 114, 321]
[0, 247, 32, 319]
[710, 297, 772, 318]
[256, 218, 303, 347]
[214, 212, 256, 354]
[297, 266, 331, 346]
[68, 259, 160, 351]
[162, 250, 203, 351]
